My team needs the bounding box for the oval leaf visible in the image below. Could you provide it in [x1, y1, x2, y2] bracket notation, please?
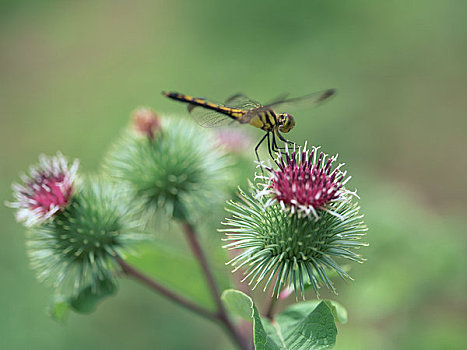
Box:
[221, 289, 280, 350]
[221, 289, 254, 320]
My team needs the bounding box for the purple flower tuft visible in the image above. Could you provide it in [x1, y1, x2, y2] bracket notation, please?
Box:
[261, 145, 354, 218]
[7, 153, 79, 226]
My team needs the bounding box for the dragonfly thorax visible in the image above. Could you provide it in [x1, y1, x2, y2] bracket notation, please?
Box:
[277, 113, 295, 133]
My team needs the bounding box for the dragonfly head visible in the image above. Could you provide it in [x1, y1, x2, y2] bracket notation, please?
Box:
[278, 113, 295, 133]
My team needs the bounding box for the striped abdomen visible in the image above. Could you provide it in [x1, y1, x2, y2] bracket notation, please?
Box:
[163, 91, 245, 120]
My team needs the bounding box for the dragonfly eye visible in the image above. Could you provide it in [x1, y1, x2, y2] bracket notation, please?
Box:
[278, 113, 295, 133]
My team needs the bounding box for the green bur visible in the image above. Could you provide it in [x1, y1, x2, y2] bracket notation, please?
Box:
[27, 178, 144, 296]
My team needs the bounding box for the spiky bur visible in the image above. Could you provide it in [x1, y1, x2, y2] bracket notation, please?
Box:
[222, 145, 367, 298]
[6, 153, 78, 227]
[27, 178, 144, 295]
[103, 114, 231, 222]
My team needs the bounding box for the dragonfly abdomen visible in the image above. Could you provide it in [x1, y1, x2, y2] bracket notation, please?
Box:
[163, 91, 245, 120]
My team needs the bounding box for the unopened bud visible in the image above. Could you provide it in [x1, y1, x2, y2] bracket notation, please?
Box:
[132, 107, 161, 140]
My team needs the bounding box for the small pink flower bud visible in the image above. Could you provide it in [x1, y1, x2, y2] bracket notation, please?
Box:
[132, 107, 161, 140]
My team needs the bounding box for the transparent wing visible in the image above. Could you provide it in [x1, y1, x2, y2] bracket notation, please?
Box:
[224, 94, 262, 110]
[265, 89, 336, 112]
[188, 94, 261, 128]
[188, 104, 234, 128]
[264, 92, 290, 106]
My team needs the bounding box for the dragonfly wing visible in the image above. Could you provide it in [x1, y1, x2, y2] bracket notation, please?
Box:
[188, 105, 233, 128]
[265, 89, 336, 112]
[224, 94, 262, 110]
[264, 92, 290, 106]
[188, 104, 234, 128]
[186, 93, 262, 128]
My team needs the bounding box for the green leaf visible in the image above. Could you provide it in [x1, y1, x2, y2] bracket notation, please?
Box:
[326, 300, 348, 324]
[279, 300, 348, 324]
[48, 279, 117, 320]
[221, 290, 339, 350]
[49, 295, 70, 322]
[221, 289, 253, 320]
[221, 289, 280, 350]
[254, 307, 281, 350]
[270, 301, 337, 349]
[69, 278, 117, 314]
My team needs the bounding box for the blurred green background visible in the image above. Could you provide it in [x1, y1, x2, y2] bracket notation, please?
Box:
[1, 1, 466, 349]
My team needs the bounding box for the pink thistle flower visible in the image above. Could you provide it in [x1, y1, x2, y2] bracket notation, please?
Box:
[260, 144, 355, 219]
[132, 107, 161, 140]
[7, 153, 79, 226]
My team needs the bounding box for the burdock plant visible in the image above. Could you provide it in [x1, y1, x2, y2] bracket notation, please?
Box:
[8, 107, 367, 350]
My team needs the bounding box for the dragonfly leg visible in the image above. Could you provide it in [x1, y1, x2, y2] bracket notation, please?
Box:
[272, 132, 284, 152]
[268, 133, 284, 169]
[255, 133, 269, 165]
[271, 132, 289, 156]
[266, 132, 276, 161]
[276, 131, 296, 149]
[276, 131, 295, 144]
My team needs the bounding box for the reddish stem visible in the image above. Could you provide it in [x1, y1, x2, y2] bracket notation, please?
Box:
[182, 222, 250, 350]
[117, 258, 217, 321]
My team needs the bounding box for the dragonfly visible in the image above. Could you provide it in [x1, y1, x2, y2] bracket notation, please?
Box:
[162, 89, 336, 163]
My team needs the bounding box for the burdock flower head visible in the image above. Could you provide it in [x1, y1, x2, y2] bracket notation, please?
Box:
[259, 143, 354, 219]
[27, 177, 144, 295]
[7, 153, 78, 226]
[8, 153, 144, 298]
[104, 113, 231, 222]
[222, 144, 367, 297]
